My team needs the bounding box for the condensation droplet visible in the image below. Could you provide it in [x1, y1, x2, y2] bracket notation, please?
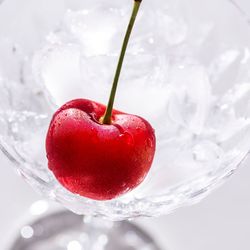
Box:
[20, 226, 34, 239]
[146, 138, 153, 148]
[119, 132, 134, 146]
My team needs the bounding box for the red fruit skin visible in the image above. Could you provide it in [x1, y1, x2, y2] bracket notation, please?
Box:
[46, 99, 156, 200]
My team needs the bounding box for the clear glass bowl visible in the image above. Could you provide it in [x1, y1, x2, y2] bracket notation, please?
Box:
[1, 0, 250, 220]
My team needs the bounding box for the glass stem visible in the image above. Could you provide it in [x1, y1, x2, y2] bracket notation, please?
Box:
[101, 0, 142, 124]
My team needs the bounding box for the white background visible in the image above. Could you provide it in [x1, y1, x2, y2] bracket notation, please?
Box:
[1, 0, 250, 249]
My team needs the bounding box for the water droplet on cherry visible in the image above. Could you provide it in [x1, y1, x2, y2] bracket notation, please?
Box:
[146, 138, 153, 148]
[119, 132, 134, 146]
[147, 155, 152, 163]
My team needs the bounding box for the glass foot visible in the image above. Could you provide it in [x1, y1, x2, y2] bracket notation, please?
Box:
[7, 209, 161, 250]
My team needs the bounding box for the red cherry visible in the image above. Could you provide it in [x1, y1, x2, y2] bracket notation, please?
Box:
[46, 0, 151, 200]
[46, 99, 155, 200]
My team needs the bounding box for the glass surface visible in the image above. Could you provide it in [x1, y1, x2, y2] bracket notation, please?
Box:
[6, 202, 161, 250]
[1, 0, 250, 220]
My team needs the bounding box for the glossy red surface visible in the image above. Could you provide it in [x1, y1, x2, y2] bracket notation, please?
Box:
[46, 99, 156, 200]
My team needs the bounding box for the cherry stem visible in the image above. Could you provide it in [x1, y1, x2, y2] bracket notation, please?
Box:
[102, 0, 142, 124]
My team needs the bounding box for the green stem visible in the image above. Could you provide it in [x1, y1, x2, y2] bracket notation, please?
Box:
[101, 0, 142, 124]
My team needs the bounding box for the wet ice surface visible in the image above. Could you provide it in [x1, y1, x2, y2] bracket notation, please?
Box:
[1, 0, 250, 219]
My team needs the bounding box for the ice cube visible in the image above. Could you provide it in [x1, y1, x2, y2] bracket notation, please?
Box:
[63, 8, 127, 56]
[168, 63, 212, 134]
